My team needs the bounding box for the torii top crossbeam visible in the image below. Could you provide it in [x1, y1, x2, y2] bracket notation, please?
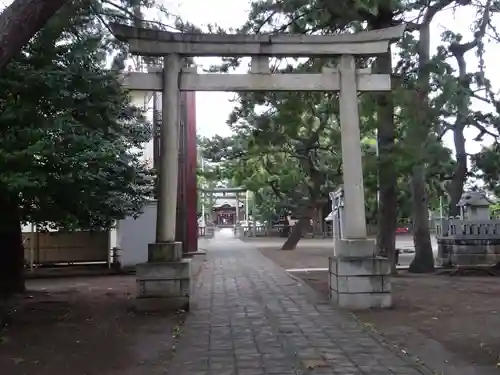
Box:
[110, 23, 405, 57]
[200, 187, 247, 194]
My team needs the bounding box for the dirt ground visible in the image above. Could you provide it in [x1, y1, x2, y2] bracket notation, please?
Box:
[256, 238, 500, 375]
[0, 275, 186, 375]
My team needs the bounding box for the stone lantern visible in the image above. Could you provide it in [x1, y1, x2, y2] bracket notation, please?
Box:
[457, 191, 492, 220]
[437, 191, 499, 267]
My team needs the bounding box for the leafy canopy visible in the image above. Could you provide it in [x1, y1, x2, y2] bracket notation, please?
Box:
[0, 4, 154, 230]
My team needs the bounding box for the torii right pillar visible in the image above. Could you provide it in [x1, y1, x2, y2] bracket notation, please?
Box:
[328, 54, 392, 310]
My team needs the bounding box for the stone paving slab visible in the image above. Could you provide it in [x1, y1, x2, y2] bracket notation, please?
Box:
[169, 232, 433, 375]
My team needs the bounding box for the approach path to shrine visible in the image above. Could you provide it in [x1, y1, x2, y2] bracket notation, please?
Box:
[168, 229, 433, 375]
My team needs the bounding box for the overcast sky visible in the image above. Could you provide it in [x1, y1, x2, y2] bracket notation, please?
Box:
[3, 0, 496, 160]
[137, 0, 500, 164]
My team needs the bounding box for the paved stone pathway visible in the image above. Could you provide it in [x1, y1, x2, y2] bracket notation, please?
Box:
[169, 229, 432, 375]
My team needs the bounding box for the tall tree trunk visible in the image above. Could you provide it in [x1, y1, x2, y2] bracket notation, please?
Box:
[448, 126, 467, 217]
[374, 48, 398, 275]
[0, 189, 25, 296]
[281, 217, 290, 237]
[448, 34, 481, 216]
[317, 207, 324, 234]
[281, 217, 310, 250]
[409, 23, 434, 273]
[368, 6, 398, 274]
[408, 166, 434, 272]
[0, 0, 67, 71]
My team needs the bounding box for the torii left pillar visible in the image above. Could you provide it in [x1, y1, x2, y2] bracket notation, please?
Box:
[136, 54, 191, 312]
[152, 77, 198, 255]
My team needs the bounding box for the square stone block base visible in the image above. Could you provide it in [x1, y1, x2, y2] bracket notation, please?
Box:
[135, 258, 191, 312]
[334, 238, 376, 258]
[148, 241, 182, 262]
[328, 255, 391, 310]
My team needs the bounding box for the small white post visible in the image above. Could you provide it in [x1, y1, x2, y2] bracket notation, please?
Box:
[201, 191, 205, 220]
[235, 193, 239, 224]
[245, 190, 249, 221]
[29, 223, 35, 272]
[252, 192, 257, 237]
[200, 157, 205, 220]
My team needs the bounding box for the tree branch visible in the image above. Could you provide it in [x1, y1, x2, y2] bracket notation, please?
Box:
[470, 119, 499, 140]
[0, 0, 69, 71]
[449, 0, 490, 55]
[423, 0, 457, 25]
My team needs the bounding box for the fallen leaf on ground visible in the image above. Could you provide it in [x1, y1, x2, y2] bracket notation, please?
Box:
[302, 359, 326, 369]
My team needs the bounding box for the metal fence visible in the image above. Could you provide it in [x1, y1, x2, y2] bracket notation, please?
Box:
[436, 217, 500, 240]
[238, 224, 334, 238]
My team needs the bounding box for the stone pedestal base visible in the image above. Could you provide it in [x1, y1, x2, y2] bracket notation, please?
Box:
[334, 238, 376, 258]
[148, 241, 182, 262]
[328, 253, 391, 310]
[437, 238, 500, 267]
[135, 241, 191, 312]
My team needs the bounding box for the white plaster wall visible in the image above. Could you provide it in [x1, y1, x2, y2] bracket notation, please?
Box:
[117, 201, 157, 268]
[129, 88, 155, 168]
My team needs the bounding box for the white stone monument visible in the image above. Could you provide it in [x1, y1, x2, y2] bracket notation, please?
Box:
[329, 188, 345, 242]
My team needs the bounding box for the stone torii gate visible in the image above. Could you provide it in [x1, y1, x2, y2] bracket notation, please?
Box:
[111, 23, 404, 311]
[200, 187, 247, 224]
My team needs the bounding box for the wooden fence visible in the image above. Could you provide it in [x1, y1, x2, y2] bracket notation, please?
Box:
[23, 230, 110, 266]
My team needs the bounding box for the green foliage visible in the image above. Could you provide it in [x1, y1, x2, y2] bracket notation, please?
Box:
[193, 0, 500, 238]
[200, 89, 342, 215]
[200, 15, 453, 223]
[472, 143, 500, 196]
[0, 4, 154, 230]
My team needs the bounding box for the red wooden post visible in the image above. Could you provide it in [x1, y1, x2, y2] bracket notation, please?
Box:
[185, 91, 198, 253]
[175, 91, 198, 254]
